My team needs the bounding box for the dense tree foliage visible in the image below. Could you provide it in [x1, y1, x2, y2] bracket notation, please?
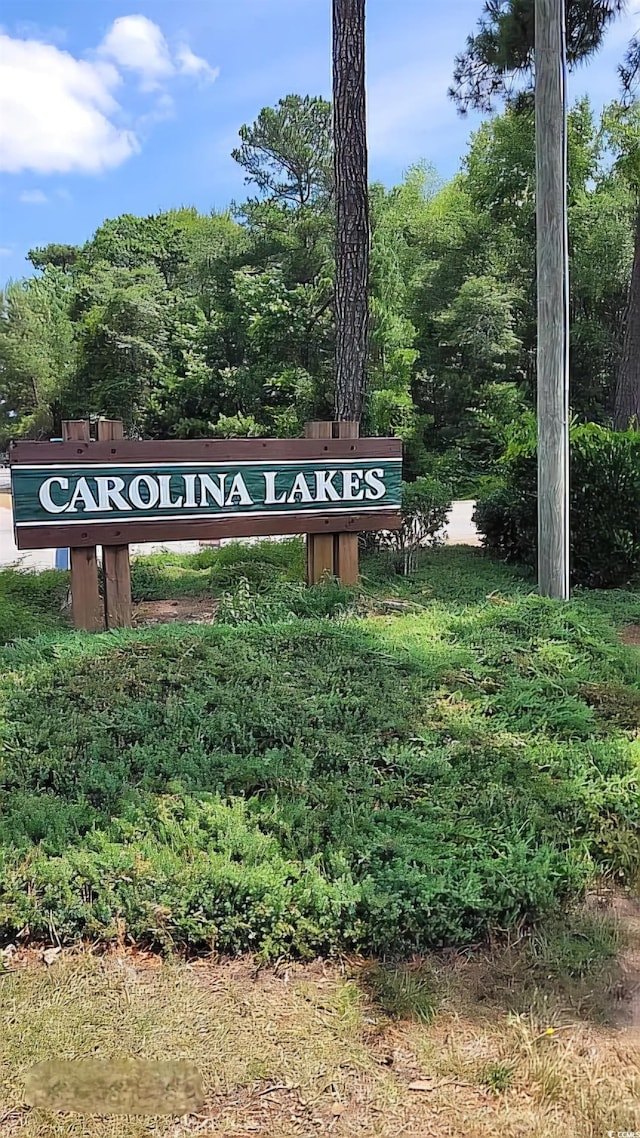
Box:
[0, 96, 636, 480]
[451, 0, 640, 430]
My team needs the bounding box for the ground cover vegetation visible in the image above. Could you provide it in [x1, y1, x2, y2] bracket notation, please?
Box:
[0, 543, 638, 960]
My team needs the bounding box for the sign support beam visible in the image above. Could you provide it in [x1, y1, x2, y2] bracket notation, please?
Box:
[63, 420, 103, 632]
[305, 421, 336, 584]
[97, 419, 132, 629]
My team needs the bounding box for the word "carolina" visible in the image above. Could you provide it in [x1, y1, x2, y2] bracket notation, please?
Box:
[37, 467, 390, 514]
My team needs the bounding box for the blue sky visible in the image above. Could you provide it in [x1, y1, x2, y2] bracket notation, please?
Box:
[1, 0, 638, 285]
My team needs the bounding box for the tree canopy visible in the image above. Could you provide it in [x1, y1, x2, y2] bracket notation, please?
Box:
[0, 93, 635, 476]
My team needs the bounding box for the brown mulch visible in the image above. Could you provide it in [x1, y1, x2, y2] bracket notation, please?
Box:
[132, 598, 217, 627]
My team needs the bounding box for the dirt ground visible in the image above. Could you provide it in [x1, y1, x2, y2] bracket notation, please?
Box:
[132, 598, 218, 627]
[1, 897, 640, 1138]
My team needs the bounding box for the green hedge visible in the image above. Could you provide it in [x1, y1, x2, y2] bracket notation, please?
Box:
[474, 424, 640, 588]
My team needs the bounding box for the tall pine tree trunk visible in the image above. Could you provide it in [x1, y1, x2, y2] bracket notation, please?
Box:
[332, 0, 369, 422]
[614, 209, 640, 429]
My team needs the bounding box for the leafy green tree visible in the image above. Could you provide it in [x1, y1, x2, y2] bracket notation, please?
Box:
[232, 95, 332, 207]
[0, 270, 76, 437]
[2, 89, 636, 493]
[72, 265, 170, 429]
[81, 210, 212, 288]
[451, 0, 640, 428]
[435, 275, 522, 378]
[232, 96, 334, 299]
[603, 102, 640, 426]
[450, 0, 633, 112]
[28, 243, 79, 273]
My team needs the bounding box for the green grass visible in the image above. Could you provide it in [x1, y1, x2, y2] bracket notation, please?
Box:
[0, 567, 68, 644]
[361, 963, 438, 1023]
[0, 544, 638, 959]
[480, 1061, 515, 1095]
[130, 538, 306, 601]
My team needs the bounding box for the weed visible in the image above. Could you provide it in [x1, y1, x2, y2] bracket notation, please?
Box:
[480, 1060, 514, 1094]
[362, 964, 437, 1024]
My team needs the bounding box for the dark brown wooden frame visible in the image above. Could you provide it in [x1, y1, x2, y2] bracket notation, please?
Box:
[11, 437, 400, 465]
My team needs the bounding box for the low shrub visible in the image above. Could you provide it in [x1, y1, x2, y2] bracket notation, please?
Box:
[216, 576, 354, 625]
[474, 424, 640, 588]
[0, 566, 638, 957]
[364, 477, 452, 574]
[130, 539, 305, 601]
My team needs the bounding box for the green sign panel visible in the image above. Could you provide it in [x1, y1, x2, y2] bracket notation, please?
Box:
[12, 459, 403, 532]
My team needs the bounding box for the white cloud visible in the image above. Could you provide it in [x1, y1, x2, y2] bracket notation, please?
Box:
[19, 189, 48, 203]
[0, 18, 218, 176]
[137, 92, 176, 130]
[0, 33, 138, 174]
[98, 15, 174, 89]
[97, 18, 219, 90]
[0, 247, 13, 257]
[176, 45, 219, 84]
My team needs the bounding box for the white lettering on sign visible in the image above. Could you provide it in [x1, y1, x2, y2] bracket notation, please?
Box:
[34, 467, 392, 516]
[199, 473, 226, 507]
[158, 474, 183, 509]
[225, 473, 251, 507]
[364, 468, 385, 500]
[38, 476, 69, 514]
[343, 469, 365, 501]
[183, 473, 198, 509]
[287, 472, 313, 504]
[314, 470, 340, 502]
[263, 471, 287, 505]
[129, 474, 160, 510]
[67, 477, 99, 513]
[95, 477, 131, 512]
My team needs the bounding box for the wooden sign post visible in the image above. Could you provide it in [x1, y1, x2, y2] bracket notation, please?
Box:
[305, 420, 361, 585]
[62, 420, 103, 632]
[10, 425, 402, 630]
[96, 419, 132, 629]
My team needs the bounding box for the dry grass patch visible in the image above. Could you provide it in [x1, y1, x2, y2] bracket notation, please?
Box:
[1, 935, 639, 1138]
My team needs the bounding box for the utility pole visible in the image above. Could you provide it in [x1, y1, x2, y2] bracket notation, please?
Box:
[535, 0, 570, 599]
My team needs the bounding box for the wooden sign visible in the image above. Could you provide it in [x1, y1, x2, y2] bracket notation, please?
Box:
[10, 437, 402, 550]
[9, 426, 402, 632]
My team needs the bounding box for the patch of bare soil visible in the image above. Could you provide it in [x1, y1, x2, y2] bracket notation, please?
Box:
[621, 623, 640, 647]
[132, 598, 217, 627]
